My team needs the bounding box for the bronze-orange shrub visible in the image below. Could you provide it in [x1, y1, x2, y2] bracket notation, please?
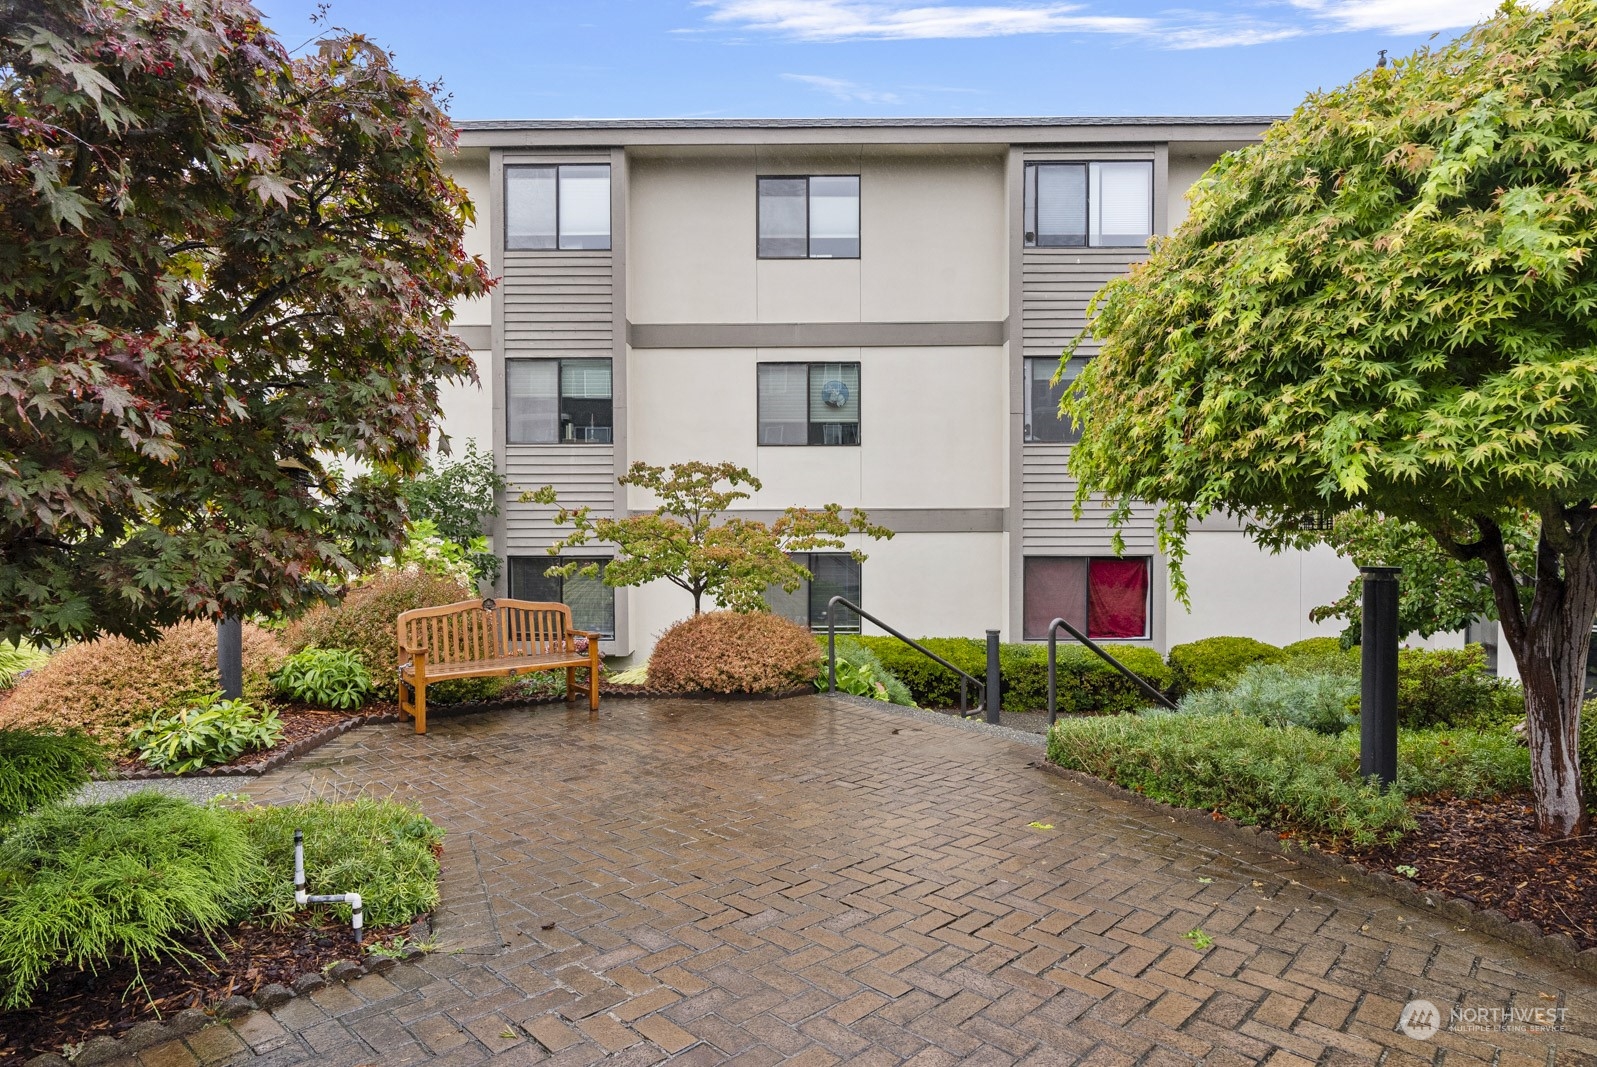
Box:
[0, 621, 286, 743]
[286, 568, 476, 698]
[647, 612, 822, 695]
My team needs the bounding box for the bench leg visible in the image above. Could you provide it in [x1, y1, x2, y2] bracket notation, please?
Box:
[588, 650, 601, 713]
[414, 680, 427, 735]
[565, 667, 576, 702]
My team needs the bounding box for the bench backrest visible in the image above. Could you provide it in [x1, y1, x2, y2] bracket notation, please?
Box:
[397, 598, 575, 664]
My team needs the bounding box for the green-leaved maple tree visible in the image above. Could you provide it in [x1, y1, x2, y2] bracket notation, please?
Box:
[0, 0, 490, 641]
[1066, 0, 1597, 835]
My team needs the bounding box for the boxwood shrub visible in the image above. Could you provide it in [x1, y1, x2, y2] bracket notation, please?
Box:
[1167, 636, 1285, 697]
[850, 636, 1170, 714]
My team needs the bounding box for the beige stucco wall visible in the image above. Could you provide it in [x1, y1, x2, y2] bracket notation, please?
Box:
[445, 149, 492, 328]
[625, 345, 1006, 512]
[1167, 151, 1222, 232]
[1164, 533, 1353, 647]
[627, 147, 1007, 327]
[434, 350, 493, 454]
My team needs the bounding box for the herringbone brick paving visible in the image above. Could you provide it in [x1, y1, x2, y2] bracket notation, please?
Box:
[111, 696, 1597, 1065]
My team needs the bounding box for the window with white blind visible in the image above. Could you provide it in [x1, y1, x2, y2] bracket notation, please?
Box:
[505, 164, 611, 250]
[1024, 356, 1088, 444]
[1024, 161, 1152, 248]
[757, 362, 861, 446]
[506, 556, 615, 639]
[506, 358, 612, 444]
[757, 176, 860, 259]
[763, 553, 862, 632]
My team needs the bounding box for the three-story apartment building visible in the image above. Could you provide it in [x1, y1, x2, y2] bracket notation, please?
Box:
[436, 117, 1359, 660]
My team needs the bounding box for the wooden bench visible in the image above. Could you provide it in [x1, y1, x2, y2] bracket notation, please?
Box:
[396, 598, 601, 734]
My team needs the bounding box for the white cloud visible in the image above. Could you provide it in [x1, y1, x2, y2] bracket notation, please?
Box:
[702, 1, 1152, 41]
[782, 73, 902, 102]
[1287, 0, 1525, 35]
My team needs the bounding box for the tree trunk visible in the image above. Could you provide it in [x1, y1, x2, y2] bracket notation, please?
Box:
[692, 589, 702, 615]
[1478, 516, 1595, 838]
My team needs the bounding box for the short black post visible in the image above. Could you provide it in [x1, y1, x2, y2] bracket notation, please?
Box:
[217, 616, 243, 700]
[1359, 567, 1400, 788]
[985, 629, 1001, 725]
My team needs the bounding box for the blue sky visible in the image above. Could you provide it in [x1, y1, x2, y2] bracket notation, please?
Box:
[251, 1, 1512, 120]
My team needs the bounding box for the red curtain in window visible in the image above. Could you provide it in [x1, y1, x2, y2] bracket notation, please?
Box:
[1087, 559, 1148, 639]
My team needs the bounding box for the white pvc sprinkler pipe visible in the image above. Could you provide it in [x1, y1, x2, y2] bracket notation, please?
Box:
[293, 829, 364, 943]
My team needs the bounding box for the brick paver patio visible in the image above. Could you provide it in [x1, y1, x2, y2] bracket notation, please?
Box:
[113, 695, 1597, 1066]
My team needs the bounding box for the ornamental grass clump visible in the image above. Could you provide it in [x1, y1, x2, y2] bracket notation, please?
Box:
[648, 611, 822, 695]
[231, 798, 444, 928]
[1047, 712, 1414, 847]
[0, 641, 47, 689]
[0, 793, 253, 1010]
[0, 621, 285, 743]
[0, 729, 105, 830]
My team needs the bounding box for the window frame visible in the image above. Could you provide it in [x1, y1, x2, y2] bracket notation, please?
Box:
[1024, 356, 1088, 445]
[504, 357, 614, 446]
[1023, 160, 1153, 249]
[1022, 555, 1153, 641]
[756, 361, 862, 447]
[504, 163, 612, 252]
[756, 174, 861, 260]
[505, 554, 616, 640]
[764, 551, 862, 633]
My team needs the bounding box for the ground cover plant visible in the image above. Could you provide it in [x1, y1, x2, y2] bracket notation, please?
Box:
[271, 648, 374, 711]
[649, 612, 822, 695]
[0, 729, 104, 830]
[126, 697, 284, 774]
[0, 621, 284, 744]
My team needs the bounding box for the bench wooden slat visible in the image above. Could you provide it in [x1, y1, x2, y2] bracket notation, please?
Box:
[395, 597, 601, 734]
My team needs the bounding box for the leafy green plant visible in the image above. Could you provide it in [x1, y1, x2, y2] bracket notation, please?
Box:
[0, 793, 254, 1009]
[1180, 664, 1358, 735]
[364, 935, 433, 961]
[1393, 646, 1522, 729]
[1396, 865, 1419, 879]
[1183, 929, 1213, 951]
[0, 730, 105, 829]
[1167, 637, 1285, 697]
[232, 798, 444, 928]
[0, 641, 47, 689]
[816, 638, 915, 707]
[271, 648, 374, 710]
[127, 696, 283, 773]
[1047, 712, 1414, 847]
[401, 441, 508, 585]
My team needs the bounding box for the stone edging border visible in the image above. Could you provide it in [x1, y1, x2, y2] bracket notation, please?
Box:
[1029, 760, 1597, 976]
[21, 918, 435, 1067]
[109, 712, 401, 780]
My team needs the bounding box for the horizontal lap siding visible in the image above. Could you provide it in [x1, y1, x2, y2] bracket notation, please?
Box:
[503, 251, 614, 354]
[502, 448, 615, 551]
[1022, 248, 1154, 553]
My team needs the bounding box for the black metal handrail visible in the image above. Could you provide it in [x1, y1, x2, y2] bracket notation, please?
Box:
[826, 596, 985, 715]
[1047, 617, 1177, 724]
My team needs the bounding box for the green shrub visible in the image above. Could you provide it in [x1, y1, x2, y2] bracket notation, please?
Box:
[649, 611, 822, 694]
[1388, 727, 1530, 799]
[127, 696, 283, 773]
[287, 568, 496, 701]
[1167, 636, 1285, 697]
[0, 620, 285, 743]
[852, 636, 1170, 714]
[0, 641, 47, 689]
[0, 730, 105, 829]
[1580, 699, 1597, 806]
[817, 637, 915, 706]
[1046, 712, 1413, 846]
[1280, 637, 1361, 677]
[1180, 664, 1358, 735]
[271, 647, 374, 710]
[0, 793, 253, 1009]
[231, 798, 444, 928]
[1393, 645, 1522, 729]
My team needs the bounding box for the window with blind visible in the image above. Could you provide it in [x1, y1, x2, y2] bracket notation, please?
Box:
[757, 362, 861, 446]
[757, 176, 860, 259]
[506, 556, 615, 639]
[1024, 356, 1088, 444]
[1023, 557, 1151, 640]
[763, 553, 862, 632]
[506, 358, 612, 444]
[505, 164, 611, 250]
[1024, 161, 1152, 248]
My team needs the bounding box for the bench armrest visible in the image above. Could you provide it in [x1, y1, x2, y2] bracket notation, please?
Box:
[571, 630, 604, 643]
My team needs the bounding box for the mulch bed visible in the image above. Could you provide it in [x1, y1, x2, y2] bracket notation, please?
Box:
[1347, 794, 1597, 950]
[0, 918, 408, 1064]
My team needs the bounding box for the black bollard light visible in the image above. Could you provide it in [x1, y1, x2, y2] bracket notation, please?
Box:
[985, 629, 1001, 725]
[217, 616, 244, 700]
[1359, 567, 1400, 787]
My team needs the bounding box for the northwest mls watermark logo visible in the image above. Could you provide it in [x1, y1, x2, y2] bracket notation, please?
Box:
[1400, 998, 1570, 1039]
[1399, 1000, 1441, 1040]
